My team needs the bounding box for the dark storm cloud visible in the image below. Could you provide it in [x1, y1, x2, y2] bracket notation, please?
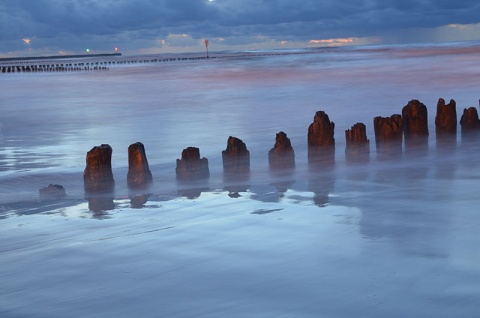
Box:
[211, 0, 480, 37]
[1, 0, 217, 39]
[1, 0, 480, 54]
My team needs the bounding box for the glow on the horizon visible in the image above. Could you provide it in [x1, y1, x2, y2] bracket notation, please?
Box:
[448, 24, 468, 29]
[309, 38, 355, 45]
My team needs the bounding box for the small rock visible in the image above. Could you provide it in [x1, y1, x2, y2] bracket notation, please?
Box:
[39, 184, 66, 201]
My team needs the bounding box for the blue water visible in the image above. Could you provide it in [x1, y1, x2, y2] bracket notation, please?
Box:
[1, 43, 480, 317]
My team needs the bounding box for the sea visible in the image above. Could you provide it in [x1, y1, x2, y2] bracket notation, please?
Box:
[1, 42, 480, 317]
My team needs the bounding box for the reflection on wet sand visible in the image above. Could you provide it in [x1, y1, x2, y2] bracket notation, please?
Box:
[345, 123, 370, 183]
[358, 111, 462, 258]
[308, 168, 335, 207]
[360, 156, 453, 258]
[130, 193, 151, 208]
[177, 187, 209, 200]
[88, 197, 115, 218]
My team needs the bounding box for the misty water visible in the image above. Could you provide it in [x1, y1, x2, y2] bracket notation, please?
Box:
[1, 43, 480, 317]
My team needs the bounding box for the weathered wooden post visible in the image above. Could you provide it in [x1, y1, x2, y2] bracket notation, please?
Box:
[84, 144, 115, 194]
[127, 142, 153, 189]
[269, 131, 295, 170]
[222, 136, 250, 197]
[402, 100, 429, 155]
[460, 107, 480, 131]
[176, 147, 209, 180]
[345, 123, 370, 163]
[435, 98, 457, 149]
[373, 114, 402, 160]
[307, 111, 335, 166]
[127, 142, 153, 208]
[83, 144, 115, 213]
[222, 136, 250, 175]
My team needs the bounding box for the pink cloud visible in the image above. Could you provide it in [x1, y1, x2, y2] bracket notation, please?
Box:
[309, 38, 355, 45]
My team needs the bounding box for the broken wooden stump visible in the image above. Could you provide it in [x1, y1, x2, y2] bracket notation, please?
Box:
[307, 111, 335, 166]
[402, 100, 429, 155]
[83, 144, 115, 194]
[373, 114, 403, 160]
[127, 142, 153, 189]
[268, 131, 295, 170]
[460, 107, 480, 131]
[222, 136, 250, 195]
[176, 147, 209, 180]
[460, 106, 480, 142]
[435, 98, 457, 135]
[435, 98, 457, 149]
[83, 144, 115, 214]
[345, 123, 370, 163]
[222, 136, 250, 174]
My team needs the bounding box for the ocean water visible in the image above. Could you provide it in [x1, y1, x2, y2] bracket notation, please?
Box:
[1, 43, 480, 317]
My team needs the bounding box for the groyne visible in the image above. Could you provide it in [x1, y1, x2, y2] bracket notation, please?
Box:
[75, 98, 478, 199]
[0, 53, 120, 73]
[0, 49, 336, 74]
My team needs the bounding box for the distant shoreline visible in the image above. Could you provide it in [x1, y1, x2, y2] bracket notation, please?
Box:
[0, 52, 121, 62]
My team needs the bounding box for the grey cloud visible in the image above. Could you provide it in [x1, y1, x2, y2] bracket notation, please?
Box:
[212, 0, 480, 31]
[2, 0, 480, 55]
[2, 0, 217, 38]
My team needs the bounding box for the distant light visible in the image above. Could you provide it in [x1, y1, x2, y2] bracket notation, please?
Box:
[115, 47, 118, 52]
[86, 48, 90, 53]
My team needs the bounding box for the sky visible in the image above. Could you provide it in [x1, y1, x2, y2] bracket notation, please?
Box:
[2, 0, 480, 57]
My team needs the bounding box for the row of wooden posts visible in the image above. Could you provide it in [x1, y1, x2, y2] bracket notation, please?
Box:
[1, 65, 109, 73]
[2, 50, 336, 76]
[76, 98, 479, 197]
